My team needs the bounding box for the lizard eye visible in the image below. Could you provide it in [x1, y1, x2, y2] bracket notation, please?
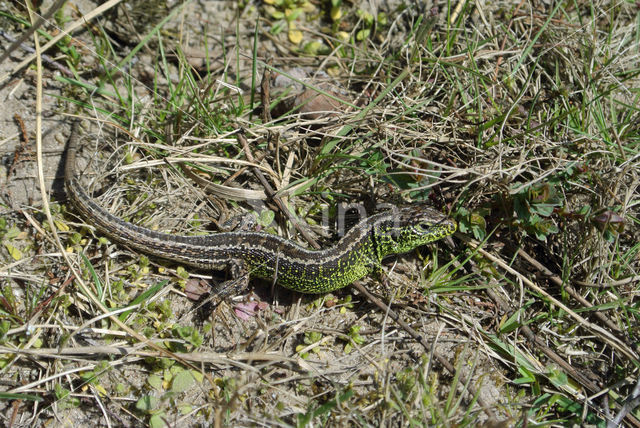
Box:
[416, 222, 433, 231]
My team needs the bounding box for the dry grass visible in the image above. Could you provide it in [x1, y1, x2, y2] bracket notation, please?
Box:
[1, 0, 639, 426]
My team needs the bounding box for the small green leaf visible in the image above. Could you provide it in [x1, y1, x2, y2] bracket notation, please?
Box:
[170, 369, 195, 393]
[175, 266, 189, 280]
[135, 395, 159, 413]
[303, 41, 326, 55]
[69, 231, 82, 244]
[547, 366, 569, 388]
[499, 309, 524, 333]
[4, 226, 21, 239]
[286, 7, 302, 21]
[577, 206, 590, 216]
[533, 203, 555, 217]
[257, 210, 275, 228]
[271, 21, 285, 35]
[0, 320, 10, 337]
[191, 370, 204, 383]
[3, 242, 22, 261]
[272, 10, 285, 19]
[330, 5, 342, 21]
[513, 197, 529, 219]
[178, 404, 192, 414]
[54, 219, 69, 232]
[304, 331, 323, 345]
[356, 29, 370, 41]
[513, 366, 536, 384]
[149, 414, 167, 428]
[147, 374, 163, 391]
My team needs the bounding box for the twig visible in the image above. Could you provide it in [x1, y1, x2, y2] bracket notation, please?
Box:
[260, 57, 272, 124]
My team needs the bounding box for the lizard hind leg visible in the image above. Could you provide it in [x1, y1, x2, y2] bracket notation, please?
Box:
[190, 260, 251, 317]
[211, 259, 251, 299]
